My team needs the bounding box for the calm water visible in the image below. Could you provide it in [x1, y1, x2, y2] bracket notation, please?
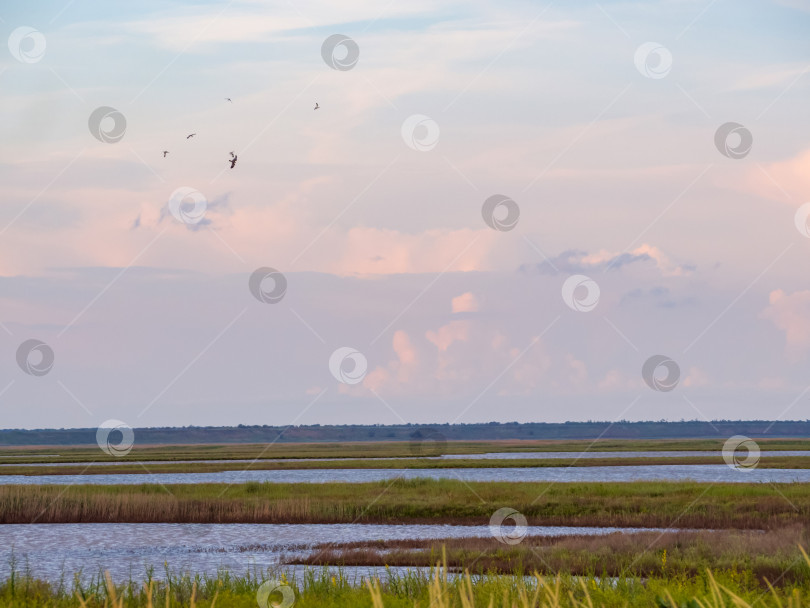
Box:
[0, 522, 678, 583]
[1, 465, 808, 484]
[441, 450, 810, 459]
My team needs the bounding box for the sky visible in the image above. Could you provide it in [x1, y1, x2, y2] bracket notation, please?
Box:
[1, 0, 809, 430]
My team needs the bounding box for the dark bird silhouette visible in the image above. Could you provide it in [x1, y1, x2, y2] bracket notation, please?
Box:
[225, 98, 232, 103]
[229, 154, 238, 169]
[162, 150, 169, 157]
[314, 102, 319, 110]
[186, 133, 196, 139]
[229, 151, 235, 158]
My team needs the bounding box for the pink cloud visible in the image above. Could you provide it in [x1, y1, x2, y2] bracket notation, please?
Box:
[762, 289, 810, 358]
[502, 340, 552, 395]
[743, 148, 810, 205]
[363, 330, 419, 393]
[683, 367, 709, 387]
[393, 330, 418, 380]
[596, 369, 646, 392]
[598, 369, 627, 391]
[365, 313, 542, 397]
[451, 292, 479, 313]
[565, 354, 588, 384]
[426, 320, 470, 352]
[331, 227, 497, 275]
[575, 243, 690, 277]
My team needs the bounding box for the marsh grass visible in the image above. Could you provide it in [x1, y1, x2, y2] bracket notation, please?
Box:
[298, 527, 810, 583]
[2, 479, 809, 528]
[1, 438, 808, 466]
[3, 554, 810, 607]
[5, 456, 810, 476]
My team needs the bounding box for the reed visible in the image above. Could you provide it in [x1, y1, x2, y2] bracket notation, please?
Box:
[297, 526, 810, 583]
[5, 455, 810, 476]
[1, 479, 808, 528]
[2, 557, 810, 607]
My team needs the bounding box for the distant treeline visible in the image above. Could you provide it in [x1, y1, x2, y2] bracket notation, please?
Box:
[0, 420, 808, 446]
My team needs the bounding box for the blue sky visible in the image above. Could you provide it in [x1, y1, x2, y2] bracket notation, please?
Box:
[1, 0, 809, 429]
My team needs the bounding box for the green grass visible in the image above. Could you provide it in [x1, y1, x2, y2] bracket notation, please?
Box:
[2, 479, 808, 527]
[299, 527, 810, 582]
[2, 561, 810, 607]
[4, 455, 810, 475]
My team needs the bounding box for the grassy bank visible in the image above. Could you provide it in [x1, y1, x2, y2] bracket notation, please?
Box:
[1, 562, 810, 607]
[1, 479, 808, 527]
[4, 455, 810, 476]
[1, 438, 806, 465]
[298, 527, 810, 582]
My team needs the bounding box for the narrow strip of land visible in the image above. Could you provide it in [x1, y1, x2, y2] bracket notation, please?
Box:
[296, 527, 808, 581]
[3, 455, 810, 475]
[1, 479, 807, 527]
[1, 438, 806, 465]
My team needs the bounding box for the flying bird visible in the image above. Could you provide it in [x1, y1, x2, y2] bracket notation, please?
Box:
[186, 133, 196, 139]
[225, 98, 232, 103]
[229, 154, 238, 169]
[162, 150, 169, 157]
[314, 102, 319, 110]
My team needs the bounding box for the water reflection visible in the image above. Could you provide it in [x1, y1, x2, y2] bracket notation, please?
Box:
[0, 464, 808, 485]
[0, 522, 682, 584]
